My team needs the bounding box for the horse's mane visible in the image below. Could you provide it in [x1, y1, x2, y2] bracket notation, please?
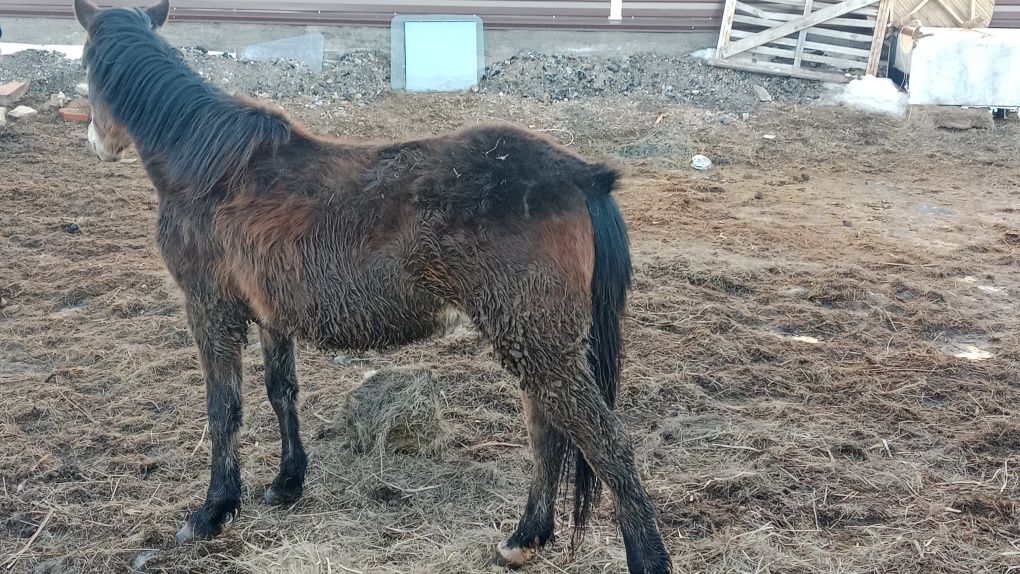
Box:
[85, 8, 292, 197]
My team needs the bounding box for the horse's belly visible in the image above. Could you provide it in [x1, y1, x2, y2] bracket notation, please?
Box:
[251, 275, 459, 351]
[216, 213, 458, 349]
[303, 296, 451, 351]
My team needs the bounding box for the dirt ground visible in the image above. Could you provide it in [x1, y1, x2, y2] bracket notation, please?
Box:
[2, 49, 1020, 574]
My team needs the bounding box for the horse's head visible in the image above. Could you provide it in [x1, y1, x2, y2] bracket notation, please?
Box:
[74, 0, 169, 162]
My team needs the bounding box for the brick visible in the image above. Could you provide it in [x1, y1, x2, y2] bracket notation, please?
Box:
[59, 107, 91, 123]
[0, 81, 31, 106]
[0, 108, 6, 127]
[8, 106, 38, 120]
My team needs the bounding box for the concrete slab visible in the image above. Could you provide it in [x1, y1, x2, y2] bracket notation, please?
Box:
[896, 27, 1020, 107]
[8, 105, 38, 120]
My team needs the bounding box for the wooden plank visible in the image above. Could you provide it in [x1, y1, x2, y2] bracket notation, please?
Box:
[712, 57, 851, 82]
[787, 50, 867, 70]
[749, 44, 868, 69]
[734, 3, 879, 28]
[792, 0, 814, 68]
[756, 0, 879, 15]
[731, 14, 875, 41]
[767, 12, 877, 28]
[730, 29, 872, 57]
[933, 0, 968, 22]
[735, 1, 791, 20]
[715, 0, 882, 81]
[716, 0, 740, 58]
[866, 0, 892, 75]
[894, 0, 993, 27]
[801, 29, 872, 43]
[721, 0, 877, 58]
[750, 0, 809, 7]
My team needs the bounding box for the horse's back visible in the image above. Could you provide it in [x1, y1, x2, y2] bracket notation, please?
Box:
[411, 124, 618, 223]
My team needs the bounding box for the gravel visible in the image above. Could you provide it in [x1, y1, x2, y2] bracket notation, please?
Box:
[0, 51, 85, 106]
[480, 52, 822, 112]
[1, 46, 823, 114]
[178, 48, 390, 103]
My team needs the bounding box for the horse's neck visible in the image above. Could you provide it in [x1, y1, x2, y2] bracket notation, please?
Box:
[124, 89, 290, 198]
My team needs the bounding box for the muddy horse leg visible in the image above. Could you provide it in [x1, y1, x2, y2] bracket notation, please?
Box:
[492, 393, 570, 567]
[175, 302, 248, 543]
[486, 324, 670, 572]
[549, 382, 671, 574]
[260, 327, 307, 505]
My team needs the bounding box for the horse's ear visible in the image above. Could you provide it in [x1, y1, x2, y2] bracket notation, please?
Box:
[74, 0, 98, 29]
[146, 0, 170, 28]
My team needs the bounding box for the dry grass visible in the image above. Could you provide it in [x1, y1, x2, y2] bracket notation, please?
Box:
[2, 95, 1019, 574]
[342, 367, 445, 456]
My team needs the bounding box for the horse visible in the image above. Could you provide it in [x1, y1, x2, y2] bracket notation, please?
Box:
[72, 1, 670, 571]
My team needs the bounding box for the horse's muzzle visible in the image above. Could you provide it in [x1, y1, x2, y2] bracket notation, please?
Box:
[87, 122, 122, 162]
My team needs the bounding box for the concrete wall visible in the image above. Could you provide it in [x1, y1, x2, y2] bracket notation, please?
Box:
[1, 17, 716, 60]
[0, 0, 722, 30]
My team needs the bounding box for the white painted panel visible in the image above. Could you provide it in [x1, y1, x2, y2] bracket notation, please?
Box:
[905, 27, 1020, 107]
[610, 0, 623, 20]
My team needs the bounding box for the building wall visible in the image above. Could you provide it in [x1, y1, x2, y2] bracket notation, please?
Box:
[1, 0, 1019, 31]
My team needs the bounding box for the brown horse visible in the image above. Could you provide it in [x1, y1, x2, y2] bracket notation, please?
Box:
[73, 1, 670, 571]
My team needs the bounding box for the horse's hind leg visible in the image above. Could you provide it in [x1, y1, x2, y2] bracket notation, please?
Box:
[490, 335, 670, 573]
[175, 300, 248, 543]
[546, 382, 671, 573]
[491, 394, 570, 568]
[259, 327, 307, 506]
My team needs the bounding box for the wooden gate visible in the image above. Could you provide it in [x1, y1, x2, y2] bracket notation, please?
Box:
[713, 0, 893, 82]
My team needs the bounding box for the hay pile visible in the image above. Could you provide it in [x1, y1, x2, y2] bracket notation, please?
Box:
[341, 367, 446, 456]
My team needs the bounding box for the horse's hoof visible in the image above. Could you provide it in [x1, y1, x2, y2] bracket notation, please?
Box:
[263, 485, 301, 506]
[626, 543, 674, 574]
[488, 540, 535, 571]
[488, 553, 518, 571]
[175, 502, 237, 543]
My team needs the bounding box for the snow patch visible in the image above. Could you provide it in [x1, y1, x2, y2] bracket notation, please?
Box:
[1, 43, 84, 60]
[826, 75, 908, 117]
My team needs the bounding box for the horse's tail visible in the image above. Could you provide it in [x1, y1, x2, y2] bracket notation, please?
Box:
[571, 163, 632, 546]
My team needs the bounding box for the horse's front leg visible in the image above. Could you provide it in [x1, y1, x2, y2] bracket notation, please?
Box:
[175, 300, 248, 543]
